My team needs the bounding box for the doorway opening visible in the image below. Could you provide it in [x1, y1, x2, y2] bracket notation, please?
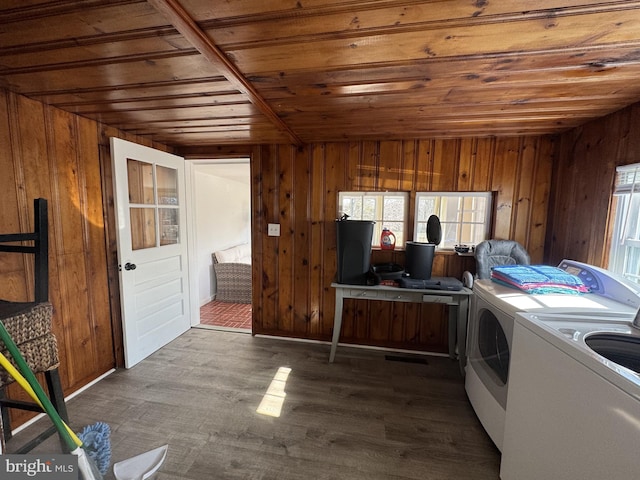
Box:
[191, 159, 252, 332]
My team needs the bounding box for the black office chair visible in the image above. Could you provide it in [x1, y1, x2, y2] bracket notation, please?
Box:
[474, 239, 530, 280]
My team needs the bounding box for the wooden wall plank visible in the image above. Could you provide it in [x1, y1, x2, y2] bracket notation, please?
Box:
[255, 145, 279, 333]
[308, 143, 326, 338]
[97, 124, 125, 367]
[358, 141, 379, 190]
[11, 94, 51, 207]
[402, 301, 420, 348]
[250, 145, 264, 333]
[48, 108, 84, 255]
[322, 144, 347, 338]
[512, 137, 536, 247]
[491, 137, 520, 239]
[379, 141, 403, 191]
[45, 105, 87, 389]
[415, 140, 434, 191]
[370, 299, 393, 342]
[388, 301, 405, 344]
[58, 253, 94, 385]
[292, 145, 310, 335]
[0, 90, 25, 300]
[344, 142, 359, 192]
[419, 304, 447, 350]
[457, 138, 475, 192]
[587, 114, 625, 266]
[76, 114, 114, 374]
[529, 137, 555, 263]
[471, 137, 494, 191]
[432, 139, 459, 191]
[276, 144, 294, 333]
[400, 140, 418, 192]
[12, 94, 51, 305]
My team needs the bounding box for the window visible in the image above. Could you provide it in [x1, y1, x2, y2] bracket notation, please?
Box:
[415, 192, 491, 249]
[608, 164, 640, 284]
[338, 191, 408, 247]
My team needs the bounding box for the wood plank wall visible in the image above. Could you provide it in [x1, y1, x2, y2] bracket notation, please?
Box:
[547, 103, 640, 267]
[0, 89, 171, 427]
[251, 137, 556, 353]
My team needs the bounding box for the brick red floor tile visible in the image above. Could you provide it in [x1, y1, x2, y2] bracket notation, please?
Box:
[200, 301, 251, 330]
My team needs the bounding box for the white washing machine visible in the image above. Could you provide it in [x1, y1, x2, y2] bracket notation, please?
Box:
[465, 260, 637, 451]
[501, 311, 640, 479]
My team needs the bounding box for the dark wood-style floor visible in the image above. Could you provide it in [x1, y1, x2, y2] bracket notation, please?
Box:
[6, 329, 500, 479]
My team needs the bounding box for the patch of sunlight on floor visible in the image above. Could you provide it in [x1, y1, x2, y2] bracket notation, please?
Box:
[256, 366, 291, 418]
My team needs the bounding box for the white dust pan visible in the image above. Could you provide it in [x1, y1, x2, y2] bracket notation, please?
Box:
[113, 444, 168, 480]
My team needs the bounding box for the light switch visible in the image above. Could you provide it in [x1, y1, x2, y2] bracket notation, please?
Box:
[268, 223, 281, 236]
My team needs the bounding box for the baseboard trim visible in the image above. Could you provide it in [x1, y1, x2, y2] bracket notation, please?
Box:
[11, 368, 116, 436]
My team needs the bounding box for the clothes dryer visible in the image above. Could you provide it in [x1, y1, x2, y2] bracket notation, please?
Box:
[465, 262, 636, 451]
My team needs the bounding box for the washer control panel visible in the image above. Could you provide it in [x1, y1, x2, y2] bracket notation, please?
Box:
[558, 259, 640, 308]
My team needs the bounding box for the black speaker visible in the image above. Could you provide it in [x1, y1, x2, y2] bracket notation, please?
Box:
[426, 215, 442, 245]
[336, 219, 375, 285]
[405, 241, 435, 280]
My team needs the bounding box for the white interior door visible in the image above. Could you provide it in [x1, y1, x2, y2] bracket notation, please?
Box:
[111, 138, 191, 368]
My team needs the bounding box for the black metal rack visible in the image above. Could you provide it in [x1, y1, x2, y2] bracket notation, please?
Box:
[0, 198, 48, 303]
[0, 198, 68, 453]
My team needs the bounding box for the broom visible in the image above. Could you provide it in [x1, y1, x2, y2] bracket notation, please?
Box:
[0, 320, 110, 479]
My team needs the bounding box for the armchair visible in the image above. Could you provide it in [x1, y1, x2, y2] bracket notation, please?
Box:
[212, 244, 252, 303]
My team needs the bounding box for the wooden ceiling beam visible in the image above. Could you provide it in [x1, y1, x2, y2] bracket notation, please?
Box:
[147, 0, 303, 146]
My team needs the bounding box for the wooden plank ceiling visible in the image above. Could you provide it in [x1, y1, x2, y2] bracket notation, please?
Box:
[2, 0, 640, 147]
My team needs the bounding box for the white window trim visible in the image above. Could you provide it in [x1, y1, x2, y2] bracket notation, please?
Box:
[414, 191, 492, 249]
[609, 164, 640, 283]
[338, 191, 409, 248]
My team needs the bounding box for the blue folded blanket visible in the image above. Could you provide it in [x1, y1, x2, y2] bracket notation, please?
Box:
[491, 265, 589, 294]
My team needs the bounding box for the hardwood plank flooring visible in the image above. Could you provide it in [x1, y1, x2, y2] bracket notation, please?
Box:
[5, 329, 500, 479]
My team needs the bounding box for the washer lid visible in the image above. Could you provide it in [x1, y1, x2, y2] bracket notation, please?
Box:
[516, 312, 640, 396]
[473, 279, 636, 319]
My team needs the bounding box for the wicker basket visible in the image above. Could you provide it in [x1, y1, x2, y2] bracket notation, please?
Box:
[0, 301, 59, 388]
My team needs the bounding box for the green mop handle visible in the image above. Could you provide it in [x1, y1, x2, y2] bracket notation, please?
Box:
[0, 320, 77, 452]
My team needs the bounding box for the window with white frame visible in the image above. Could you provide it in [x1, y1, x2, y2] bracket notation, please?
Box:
[338, 191, 408, 247]
[414, 192, 492, 249]
[608, 164, 640, 284]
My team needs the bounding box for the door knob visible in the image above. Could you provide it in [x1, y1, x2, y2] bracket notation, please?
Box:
[124, 262, 137, 271]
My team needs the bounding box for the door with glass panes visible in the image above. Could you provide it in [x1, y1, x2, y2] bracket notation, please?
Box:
[110, 138, 191, 368]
